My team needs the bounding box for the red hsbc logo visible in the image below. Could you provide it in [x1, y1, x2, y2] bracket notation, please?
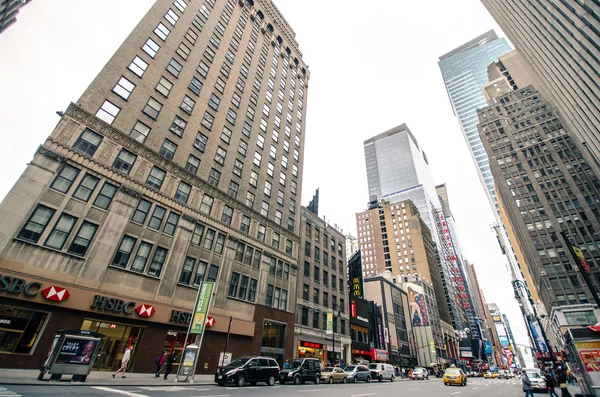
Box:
[41, 286, 70, 302]
[206, 315, 215, 327]
[135, 304, 155, 317]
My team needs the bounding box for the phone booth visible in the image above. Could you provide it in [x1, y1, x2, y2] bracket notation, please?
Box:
[177, 343, 199, 382]
[38, 329, 104, 382]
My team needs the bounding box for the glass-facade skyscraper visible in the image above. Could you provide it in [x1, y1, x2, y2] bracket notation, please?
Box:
[438, 30, 511, 213]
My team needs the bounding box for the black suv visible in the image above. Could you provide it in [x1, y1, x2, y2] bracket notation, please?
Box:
[279, 357, 321, 385]
[215, 356, 280, 387]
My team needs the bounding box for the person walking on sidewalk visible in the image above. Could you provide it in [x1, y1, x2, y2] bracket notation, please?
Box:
[163, 352, 177, 380]
[522, 371, 534, 397]
[154, 351, 166, 378]
[544, 369, 560, 397]
[556, 369, 572, 397]
[112, 346, 133, 378]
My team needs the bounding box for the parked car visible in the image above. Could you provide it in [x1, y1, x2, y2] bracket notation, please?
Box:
[321, 367, 347, 384]
[215, 356, 280, 387]
[279, 357, 321, 385]
[412, 367, 429, 380]
[523, 368, 547, 393]
[368, 363, 395, 382]
[344, 365, 372, 383]
[443, 367, 467, 386]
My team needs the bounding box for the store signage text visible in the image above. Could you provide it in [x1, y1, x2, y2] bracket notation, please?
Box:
[300, 341, 323, 349]
[170, 310, 192, 324]
[357, 315, 369, 323]
[0, 275, 42, 297]
[90, 295, 136, 314]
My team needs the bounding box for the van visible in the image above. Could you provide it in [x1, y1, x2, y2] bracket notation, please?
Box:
[279, 357, 321, 385]
[214, 356, 280, 387]
[368, 363, 395, 382]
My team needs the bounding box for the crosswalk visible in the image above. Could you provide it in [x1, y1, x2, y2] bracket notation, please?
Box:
[0, 385, 21, 397]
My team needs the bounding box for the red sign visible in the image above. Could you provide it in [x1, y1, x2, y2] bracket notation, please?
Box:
[135, 304, 155, 317]
[41, 286, 70, 302]
[351, 301, 357, 318]
[300, 340, 323, 349]
[206, 315, 216, 327]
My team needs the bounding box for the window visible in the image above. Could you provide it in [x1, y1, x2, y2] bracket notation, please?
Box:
[257, 134, 265, 149]
[209, 34, 221, 49]
[214, 146, 227, 165]
[220, 62, 231, 78]
[208, 168, 221, 187]
[146, 167, 166, 190]
[148, 247, 168, 276]
[128, 56, 148, 77]
[180, 95, 195, 115]
[221, 205, 233, 225]
[191, 223, 204, 246]
[286, 239, 292, 256]
[93, 182, 117, 210]
[289, 198, 296, 214]
[131, 199, 151, 224]
[189, 77, 203, 95]
[176, 42, 191, 60]
[200, 194, 214, 215]
[228, 272, 240, 297]
[246, 191, 255, 208]
[174, 181, 191, 204]
[280, 289, 288, 310]
[112, 76, 135, 99]
[266, 284, 274, 307]
[279, 172, 286, 186]
[261, 201, 269, 217]
[112, 235, 137, 268]
[226, 108, 237, 124]
[96, 100, 120, 124]
[184, 154, 200, 175]
[164, 212, 179, 236]
[248, 278, 257, 302]
[143, 97, 162, 119]
[51, 165, 80, 193]
[131, 242, 152, 272]
[197, 60, 210, 77]
[148, 205, 166, 230]
[179, 257, 196, 285]
[206, 265, 219, 282]
[155, 23, 170, 40]
[73, 174, 99, 202]
[228, 180, 239, 198]
[113, 149, 136, 174]
[215, 233, 225, 254]
[271, 232, 280, 249]
[253, 152, 262, 167]
[167, 58, 183, 77]
[283, 263, 289, 281]
[159, 139, 177, 161]
[233, 159, 243, 177]
[143, 38, 160, 58]
[74, 129, 103, 156]
[273, 287, 280, 308]
[264, 181, 272, 196]
[169, 116, 187, 137]
[130, 121, 151, 143]
[203, 229, 215, 250]
[201, 111, 215, 130]
[67, 221, 98, 256]
[194, 132, 208, 152]
[277, 190, 284, 206]
[240, 215, 251, 235]
[275, 210, 282, 225]
[208, 93, 220, 111]
[288, 217, 295, 233]
[216, 77, 226, 94]
[257, 224, 266, 242]
[18, 205, 55, 243]
[165, 9, 179, 25]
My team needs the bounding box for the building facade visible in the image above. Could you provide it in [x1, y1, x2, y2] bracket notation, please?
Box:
[478, 83, 600, 349]
[481, 0, 600, 169]
[296, 206, 350, 366]
[0, 0, 309, 373]
[0, 0, 30, 33]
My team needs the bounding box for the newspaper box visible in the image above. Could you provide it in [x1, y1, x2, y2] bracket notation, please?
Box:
[38, 329, 103, 382]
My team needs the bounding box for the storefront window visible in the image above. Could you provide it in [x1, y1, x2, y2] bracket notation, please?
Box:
[0, 304, 49, 354]
[163, 330, 194, 366]
[261, 320, 286, 365]
[81, 319, 143, 371]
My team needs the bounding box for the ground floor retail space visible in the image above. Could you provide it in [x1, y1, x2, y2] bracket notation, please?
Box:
[294, 335, 351, 367]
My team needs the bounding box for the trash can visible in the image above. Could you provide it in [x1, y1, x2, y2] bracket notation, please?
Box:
[38, 329, 103, 382]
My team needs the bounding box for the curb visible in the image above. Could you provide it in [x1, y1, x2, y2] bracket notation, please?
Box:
[0, 381, 216, 387]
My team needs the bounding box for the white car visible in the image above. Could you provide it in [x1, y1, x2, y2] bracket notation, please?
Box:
[412, 367, 429, 380]
[522, 369, 547, 392]
[368, 363, 395, 382]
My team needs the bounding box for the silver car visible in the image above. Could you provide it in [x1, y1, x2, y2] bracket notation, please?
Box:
[412, 367, 429, 380]
[344, 365, 372, 383]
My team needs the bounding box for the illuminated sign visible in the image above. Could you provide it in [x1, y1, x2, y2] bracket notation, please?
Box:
[299, 340, 323, 350]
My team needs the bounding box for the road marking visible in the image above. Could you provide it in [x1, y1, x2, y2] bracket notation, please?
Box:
[91, 387, 149, 397]
[297, 389, 329, 393]
[407, 388, 421, 391]
[350, 394, 377, 397]
[473, 387, 479, 390]
[450, 392, 461, 395]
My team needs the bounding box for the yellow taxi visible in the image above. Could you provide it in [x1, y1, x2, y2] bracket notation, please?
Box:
[443, 367, 467, 386]
[484, 371, 498, 379]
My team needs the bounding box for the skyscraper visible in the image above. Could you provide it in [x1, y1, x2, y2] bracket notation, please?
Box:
[0, 0, 308, 371]
[0, 0, 31, 33]
[481, 0, 600, 170]
[438, 30, 511, 213]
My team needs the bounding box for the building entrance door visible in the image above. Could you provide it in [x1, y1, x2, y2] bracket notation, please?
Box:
[81, 318, 144, 371]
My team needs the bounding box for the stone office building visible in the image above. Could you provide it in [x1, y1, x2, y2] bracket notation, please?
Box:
[0, 0, 310, 373]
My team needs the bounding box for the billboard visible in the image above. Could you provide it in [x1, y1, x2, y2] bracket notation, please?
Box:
[54, 337, 99, 365]
[407, 284, 429, 326]
[190, 282, 214, 334]
[348, 251, 364, 299]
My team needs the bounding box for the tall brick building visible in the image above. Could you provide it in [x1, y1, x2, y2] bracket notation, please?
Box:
[0, 0, 309, 373]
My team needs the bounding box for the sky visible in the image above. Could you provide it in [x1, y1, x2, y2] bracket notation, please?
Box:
[0, 0, 532, 365]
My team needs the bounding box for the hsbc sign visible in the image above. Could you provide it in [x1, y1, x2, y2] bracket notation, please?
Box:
[90, 295, 155, 318]
[0, 274, 69, 302]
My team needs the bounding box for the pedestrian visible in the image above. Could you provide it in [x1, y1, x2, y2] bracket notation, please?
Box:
[556, 369, 572, 397]
[112, 346, 133, 378]
[163, 352, 177, 380]
[544, 369, 559, 397]
[283, 360, 289, 369]
[522, 370, 534, 397]
[154, 351, 166, 378]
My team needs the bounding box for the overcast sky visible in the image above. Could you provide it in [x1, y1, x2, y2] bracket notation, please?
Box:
[0, 0, 532, 365]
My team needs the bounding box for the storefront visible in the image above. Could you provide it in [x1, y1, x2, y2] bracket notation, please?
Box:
[297, 340, 326, 364]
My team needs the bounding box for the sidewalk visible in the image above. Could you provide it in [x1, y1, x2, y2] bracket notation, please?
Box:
[0, 368, 216, 387]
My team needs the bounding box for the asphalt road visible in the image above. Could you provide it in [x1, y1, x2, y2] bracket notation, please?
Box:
[3, 378, 529, 397]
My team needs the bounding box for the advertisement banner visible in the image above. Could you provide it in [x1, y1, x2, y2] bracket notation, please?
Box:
[54, 337, 99, 365]
[326, 312, 333, 335]
[499, 336, 509, 348]
[573, 246, 593, 273]
[407, 285, 429, 326]
[484, 340, 493, 355]
[190, 282, 214, 334]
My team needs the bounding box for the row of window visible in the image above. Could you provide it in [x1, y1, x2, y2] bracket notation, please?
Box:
[299, 307, 346, 334]
[301, 282, 345, 310]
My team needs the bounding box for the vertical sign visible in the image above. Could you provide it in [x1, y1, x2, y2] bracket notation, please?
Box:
[326, 312, 333, 335]
[573, 246, 593, 273]
[190, 282, 214, 334]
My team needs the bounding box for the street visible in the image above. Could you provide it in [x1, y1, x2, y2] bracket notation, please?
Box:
[3, 378, 530, 397]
